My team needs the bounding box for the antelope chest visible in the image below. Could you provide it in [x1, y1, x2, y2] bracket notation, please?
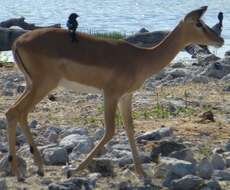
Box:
[59, 79, 102, 94]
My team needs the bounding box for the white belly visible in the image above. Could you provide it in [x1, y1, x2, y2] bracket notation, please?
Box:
[59, 79, 102, 94]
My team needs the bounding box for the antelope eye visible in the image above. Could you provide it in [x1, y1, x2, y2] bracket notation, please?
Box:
[196, 22, 203, 28]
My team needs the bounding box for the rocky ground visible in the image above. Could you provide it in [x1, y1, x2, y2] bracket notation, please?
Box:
[0, 51, 230, 190]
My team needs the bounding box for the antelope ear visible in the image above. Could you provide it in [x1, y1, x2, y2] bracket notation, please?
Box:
[184, 6, 208, 22]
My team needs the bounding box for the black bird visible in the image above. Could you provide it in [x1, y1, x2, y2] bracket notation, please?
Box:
[66, 13, 79, 42]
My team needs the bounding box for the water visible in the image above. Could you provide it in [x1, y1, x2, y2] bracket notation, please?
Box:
[0, 0, 230, 60]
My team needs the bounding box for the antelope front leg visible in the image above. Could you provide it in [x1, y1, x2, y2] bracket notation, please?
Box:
[68, 93, 118, 177]
[118, 93, 146, 178]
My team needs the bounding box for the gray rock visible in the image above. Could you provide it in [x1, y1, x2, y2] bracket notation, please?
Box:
[136, 127, 173, 142]
[117, 152, 151, 167]
[16, 84, 26, 93]
[169, 149, 196, 164]
[211, 154, 225, 170]
[222, 74, 230, 81]
[138, 28, 149, 33]
[48, 177, 92, 190]
[150, 140, 186, 162]
[154, 157, 196, 178]
[0, 155, 27, 178]
[60, 128, 88, 138]
[0, 143, 7, 153]
[225, 50, 230, 57]
[29, 120, 38, 129]
[0, 118, 6, 129]
[71, 138, 94, 154]
[171, 62, 186, 68]
[203, 180, 222, 190]
[59, 134, 93, 152]
[225, 139, 230, 151]
[93, 128, 104, 141]
[198, 54, 220, 65]
[197, 157, 213, 179]
[0, 179, 7, 190]
[167, 69, 187, 79]
[112, 144, 131, 151]
[213, 170, 230, 180]
[170, 175, 204, 190]
[201, 62, 230, 79]
[226, 157, 230, 168]
[43, 147, 68, 165]
[88, 158, 114, 177]
[223, 85, 230, 92]
[48, 131, 59, 143]
[191, 76, 209, 83]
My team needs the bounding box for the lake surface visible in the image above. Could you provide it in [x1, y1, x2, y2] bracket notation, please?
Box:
[0, 0, 230, 59]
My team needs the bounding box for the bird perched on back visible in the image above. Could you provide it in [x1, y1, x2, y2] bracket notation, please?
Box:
[66, 13, 79, 42]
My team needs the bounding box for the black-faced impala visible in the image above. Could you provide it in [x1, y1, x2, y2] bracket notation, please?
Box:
[6, 6, 224, 181]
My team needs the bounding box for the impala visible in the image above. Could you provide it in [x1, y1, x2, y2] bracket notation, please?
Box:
[6, 6, 224, 181]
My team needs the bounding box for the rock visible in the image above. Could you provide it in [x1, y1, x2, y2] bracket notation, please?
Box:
[48, 177, 92, 190]
[226, 157, 230, 168]
[17, 84, 26, 93]
[41, 178, 53, 186]
[161, 100, 185, 113]
[203, 180, 222, 190]
[94, 128, 104, 141]
[117, 152, 151, 167]
[212, 148, 225, 154]
[0, 118, 6, 129]
[198, 54, 220, 65]
[0, 179, 7, 190]
[48, 94, 57, 102]
[29, 120, 38, 129]
[136, 127, 173, 142]
[0, 143, 7, 153]
[167, 69, 187, 79]
[154, 157, 196, 178]
[0, 155, 27, 178]
[60, 128, 88, 138]
[48, 131, 59, 143]
[169, 149, 196, 164]
[112, 144, 131, 151]
[199, 111, 215, 122]
[225, 139, 230, 152]
[59, 134, 93, 152]
[222, 74, 230, 81]
[71, 138, 94, 154]
[88, 158, 114, 177]
[201, 62, 230, 79]
[211, 154, 225, 170]
[191, 76, 209, 83]
[213, 170, 230, 180]
[223, 85, 230, 92]
[138, 28, 149, 33]
[197, 157, 213, 179]
[150, 140, 186, 162]
[43, 147, 68, 165]
[68, 139, 94, 161]
[170, 175, 204, 190]
[87, 173, 101, 187]
[118, 181, 161, 190]
[225, 50, 230, 57]
[171, 62, 186, 68]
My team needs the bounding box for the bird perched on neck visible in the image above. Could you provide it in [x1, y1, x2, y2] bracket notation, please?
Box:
[66, 13, 79, 42]
[212, 12, 223, 36]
